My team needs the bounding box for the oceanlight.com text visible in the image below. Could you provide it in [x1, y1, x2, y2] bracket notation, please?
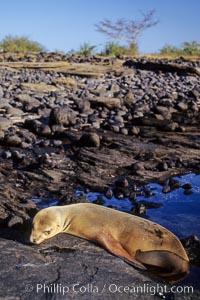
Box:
[24, 282, 194, 296]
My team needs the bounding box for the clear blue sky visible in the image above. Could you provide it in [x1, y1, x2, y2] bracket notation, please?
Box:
[0, 0, 199, 53]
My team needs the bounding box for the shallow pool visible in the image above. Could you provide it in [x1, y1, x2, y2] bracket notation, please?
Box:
[80, 173, 200, 239]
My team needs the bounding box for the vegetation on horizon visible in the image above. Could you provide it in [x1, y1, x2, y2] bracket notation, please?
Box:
[0, 33, 199, 59]
[100, 42, 138, 57]
[0, 35, 45, 53]
[159, 41, 200, 57]
[76, 42, 97, 56]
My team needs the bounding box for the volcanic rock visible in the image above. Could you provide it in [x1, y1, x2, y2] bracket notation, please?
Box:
[0, 117, 12, 130]
[49, 106, 77, 127]
[78, 132, 100, 148]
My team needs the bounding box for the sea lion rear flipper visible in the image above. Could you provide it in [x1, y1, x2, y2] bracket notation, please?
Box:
[135, 249, 189, 277]
[120, 256, 147, 270]
[96, 233, 146, 270]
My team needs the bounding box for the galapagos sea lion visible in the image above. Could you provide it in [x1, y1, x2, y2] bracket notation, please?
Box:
[30, 203, 189, 279]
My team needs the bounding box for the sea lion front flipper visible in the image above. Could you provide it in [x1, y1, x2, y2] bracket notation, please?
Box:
[96, 233, 146, 270]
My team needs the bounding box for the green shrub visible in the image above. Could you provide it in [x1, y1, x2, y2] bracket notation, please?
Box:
[0, 35, 45, 53]
[126, 43, 139, 56]
[101, 42, 138, 57]
[76, 43, 96, 56]
[160, 41, 200, 57]
[102, 42, 127, 57]
[182, 41, 200, 56]
[160, 45, 179, 56]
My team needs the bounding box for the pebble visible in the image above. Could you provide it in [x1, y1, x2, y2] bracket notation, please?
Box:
[162, 185, 171, 194]
[40, 140, 50, 147]
[114, 115, 124, 123]
[51, 125, 65, 133]
[120, 128, 128, 135]
[49, 106, 77, 127]
[115, 193, 124, 199]
[104, 188, 113, 199]
[129, 192, 136, 203]
[21, 142, 31, 149]
[115, 177, 129, 188]
[78, 132, 100, 148]
[131, 162, 145, 173]
[132, 203, 147, 215]
[2, 150, 12, 159]
[12, 151, 25, 160]
[76, 99, 91, 113]
[0, 117, 11, 130]
[4, 134, 22, 147]
[177, 101, 188, 111]
[6, 107, 23, 116]
[0, 98, 10, 108]
[157, 162, 168, 171]
[0, 131, 5, 138]
[182, 183, 192, 190]
[169, 178, 181, 190]
[0, 86, 4, 98]
[39, 125, 52, 137]
[181, 235, 200, 264]
[111, 125, 120, 133]
[92, 121, 100, 129]
[130, 126, 140, 135]
[16, 93, 41, 107]
[52, 140, 63, 147]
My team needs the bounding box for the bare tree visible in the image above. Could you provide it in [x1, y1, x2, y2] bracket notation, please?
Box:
[95, 10, 158, 45]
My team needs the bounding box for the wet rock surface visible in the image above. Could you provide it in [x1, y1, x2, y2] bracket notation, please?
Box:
[0, 52, 200, 299]
[181, 236, 200, 266]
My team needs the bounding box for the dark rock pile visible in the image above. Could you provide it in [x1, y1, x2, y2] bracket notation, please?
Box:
[0, 54, 199, 223]
[0, 51, 200, 67]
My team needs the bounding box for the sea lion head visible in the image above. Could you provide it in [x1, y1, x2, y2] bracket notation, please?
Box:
[30, 207, 63, 244]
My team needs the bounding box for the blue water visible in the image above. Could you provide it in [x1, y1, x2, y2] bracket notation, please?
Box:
[77, 174, 200, 239]
[31, 197, 59, 208]
[139, 174, 200, 239]
[79, 191, 134, 211]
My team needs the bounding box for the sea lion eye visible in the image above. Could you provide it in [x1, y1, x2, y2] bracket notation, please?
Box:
[44, 230, 51, 235]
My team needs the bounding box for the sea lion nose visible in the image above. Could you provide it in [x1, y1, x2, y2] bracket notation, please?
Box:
[30, 235, 36, 244]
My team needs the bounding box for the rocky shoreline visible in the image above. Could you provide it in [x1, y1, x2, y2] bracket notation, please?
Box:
[0, 52, 200, 299]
